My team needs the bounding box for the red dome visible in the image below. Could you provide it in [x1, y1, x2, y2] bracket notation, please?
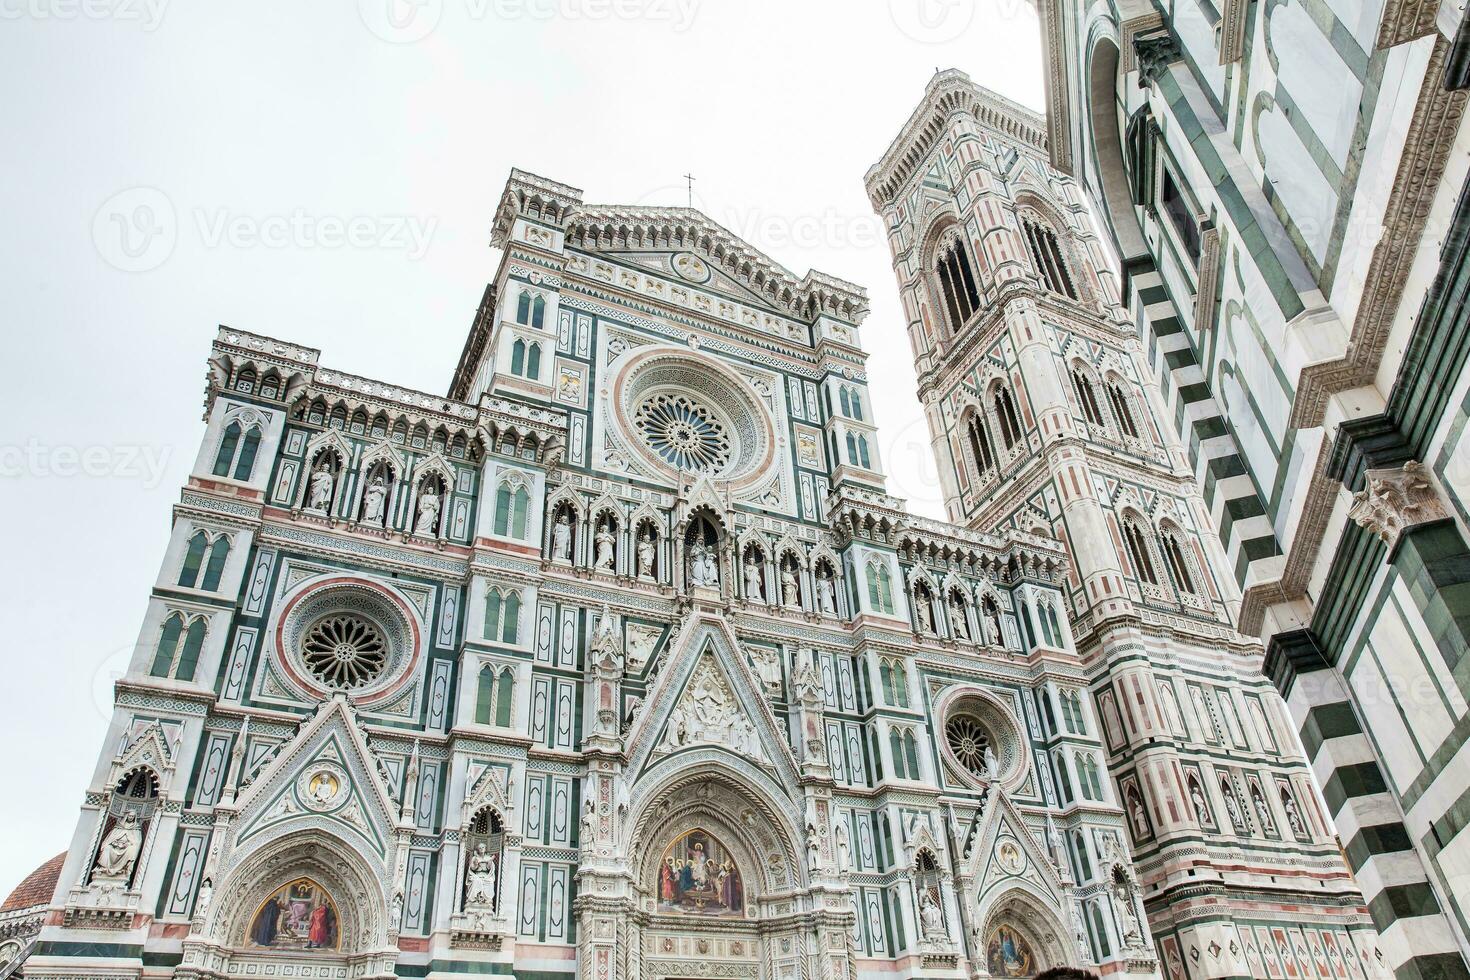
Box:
[2, 853, 65, 913]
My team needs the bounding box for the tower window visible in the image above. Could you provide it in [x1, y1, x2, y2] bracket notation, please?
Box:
[966, 412, 995, 478]
[1162, 529, 1197, 595]
[994, 386, 1024, 449]
[1123, 519, 1159, 586]
[1021, 218, 1077, 299]
[1070, 366, 1106, 427]
[1106, 379, 1141, 439]
[934, 234, 981, 334]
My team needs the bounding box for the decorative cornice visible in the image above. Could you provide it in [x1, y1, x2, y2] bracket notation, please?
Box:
[864, 69, 1049, 210]
[1119, 11, 1164, 73]
[1375, 0, 1440, 49]
[1346, 460, 1449, 551]
[1217, 0, 1249, 63]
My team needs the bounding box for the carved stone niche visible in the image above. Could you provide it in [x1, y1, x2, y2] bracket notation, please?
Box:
[1346, 460, 1449, 550]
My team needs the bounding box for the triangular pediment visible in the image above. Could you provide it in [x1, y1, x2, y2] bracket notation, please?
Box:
[624, 614, 799, 786]
[962, 789, 1064, 906]
[228, 697, 401, 867]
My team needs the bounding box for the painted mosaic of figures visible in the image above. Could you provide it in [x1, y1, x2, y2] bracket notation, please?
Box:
[657, 829, 743, 916]
[987, 924, 1036, 977]
[248, 878, 339, 951]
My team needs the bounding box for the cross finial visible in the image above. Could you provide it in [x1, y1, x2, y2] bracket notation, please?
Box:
[683, 172, 696, 209]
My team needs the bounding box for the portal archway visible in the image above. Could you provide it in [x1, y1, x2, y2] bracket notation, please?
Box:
[977, 886, 1076, 978]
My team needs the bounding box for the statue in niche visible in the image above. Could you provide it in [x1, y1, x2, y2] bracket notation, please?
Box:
[815, 568, 836, 615]
[949, 594, 969, 639]
[195, 877, 213, 918]
[834, 820, 851, 872]
[780, 563, 800, 607]
[918, 891, 945, 940]
[91, 810, 143, 888]
[594, 520, 616, 571]
[689, 537, 719, 587]
[1190, 782, 1211, 825]
[916, 594, 934, 634]
[805, 823, 821, 873]
[552, 512, 573, 562]
[1283, 794, 1307, 837]
[414, 484, 440, 536]
[636, 529, 656, 579]
[1221, 784, 1245, 832]
[984, 744, 999, 780]
[581, 801, 598, 853]
[306, 460, 335, 513]
[1251, 787, 1273, 830]
[464, 844, 498, 909]
[1127, 792, 1148, 838]
[1111, 866, 1143, 946]
[362, 474, 388, 524]
[743, 551, 764, 599]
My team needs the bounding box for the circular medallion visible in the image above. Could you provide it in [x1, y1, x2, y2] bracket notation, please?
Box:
[672, 252, 711, 283]
[299, 761, 350, 812]
[634, 393, 732, 473]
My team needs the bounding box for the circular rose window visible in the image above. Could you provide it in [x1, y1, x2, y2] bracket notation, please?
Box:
[634, 393, 732, 473]
[302, 614, 388, 689]
[610, 348, 777, 490]
[274, 577, 420, 703]
[946, 715, 992, 777]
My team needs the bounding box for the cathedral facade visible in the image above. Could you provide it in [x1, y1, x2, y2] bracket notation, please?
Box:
[15, 166, 1166, 980]
[1032, 0, 1470, 971]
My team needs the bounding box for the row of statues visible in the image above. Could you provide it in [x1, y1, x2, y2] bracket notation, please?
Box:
[305, 460, 442, 536]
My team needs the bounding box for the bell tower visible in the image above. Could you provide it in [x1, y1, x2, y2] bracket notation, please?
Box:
[868, 71, 1386, 978]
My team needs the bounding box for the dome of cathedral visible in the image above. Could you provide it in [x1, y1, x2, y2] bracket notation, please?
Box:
[1, 852, 65, 912]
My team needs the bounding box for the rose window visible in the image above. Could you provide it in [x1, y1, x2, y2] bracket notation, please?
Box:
[634, 393, 732, 473]
[302, 613, 389, 689]
[945, 715, 992, 778]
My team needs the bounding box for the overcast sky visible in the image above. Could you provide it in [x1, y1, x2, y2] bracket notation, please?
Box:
[0, 0, 1042, 896]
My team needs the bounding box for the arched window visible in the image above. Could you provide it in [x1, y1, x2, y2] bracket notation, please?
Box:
[1021, 217, 1077, 299]
[511, 339, 526, 375]
[867, 562, 895, 615]
[484, 589, 520, 644]
[516, 291, 532, 324]
[1044, 603, 1063, 647]
[848, 387, 864, 421]
[1017, 600, 1035, 649]
[475, 665, 495, 725]
[903, 730, 920, 778]
[151, 614, 184, 677]
[966, 412, 995, 478]
[1123, 518, 1159, 586]
[495, 667, 515, 726]
[1071, 364, 1106, 427]
[531, 295, 546, 329]
[235, 367, 256, 393]
[840, 387, 851, 417]
[856, 434, 871, 469]
[993, 385, 1024, 449]
[1106, 378, 1141, 439]
[212, 422, 240, 477]
[1054, 752, 1074, 803]
[152, 614, 205, 681]
[234, 427, 261, 480]
[1071, 830, 1093, 881]
[179, 532, 208, 588]
[845, 432, 857, 466]
[201, 536, 230, 591]
[1088, 900, 1112, 959]
[933, 234, 982, 333]
[260, 372, 281, 399]
[526, 342, 542, 379]
[1161, 527, 1197, 594]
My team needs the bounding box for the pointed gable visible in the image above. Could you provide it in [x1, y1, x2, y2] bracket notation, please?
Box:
[229, 696, 401, 864]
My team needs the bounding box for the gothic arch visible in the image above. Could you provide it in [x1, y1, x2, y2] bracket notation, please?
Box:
[201, 830, 393, 961]
[974, 884, 1075, 977]
[625, 763, 805, 895]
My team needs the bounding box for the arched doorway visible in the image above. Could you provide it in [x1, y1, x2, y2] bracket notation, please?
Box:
[976, 887, 1077, 979]
[184, 831, 397, 979]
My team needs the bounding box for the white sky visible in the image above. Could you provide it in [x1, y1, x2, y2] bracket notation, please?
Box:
[0, 0, 1042, 897]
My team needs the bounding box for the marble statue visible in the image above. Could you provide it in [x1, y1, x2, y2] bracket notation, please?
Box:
[594, 522, 616, 571]
[465, 844, 498, 908]
[690, 538, 718, 587]
[414, 486, 440, 536]
[916, 596, 934, 633]
[949, 595, 969, 639]
[195, 877, 213, 918]
[581, 801, 598, 853]
[92, 811, 143, 887]
[362, 474, 387, 524]
[743, 552, 764, 599]
[984, 744, 999, 779]
[1284, 795, 1306, 837]
[918, 891, 944, 940]
[552, 513, 572, 562]
[1191, 784, 1210, 825]
[636, 530, 656, 579]
[816, 570, 836, 615]
[805, 823, 821, 873]
[835, 820, 851, 872]
[780, 566, 799, 607]
[307, 461, 335, 513]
